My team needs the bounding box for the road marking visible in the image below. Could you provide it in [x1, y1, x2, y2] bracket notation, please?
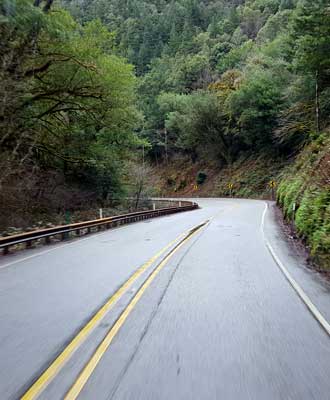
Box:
[260, 202, 267, 235]
[21, 230, 187, 400]
[261, 202, 330, 337]
[64, 221, 208, 400]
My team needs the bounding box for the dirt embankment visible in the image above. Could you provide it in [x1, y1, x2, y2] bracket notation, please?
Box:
[148, 154, 286, 200]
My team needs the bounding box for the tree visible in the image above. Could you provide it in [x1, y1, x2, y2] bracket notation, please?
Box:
[0, 1, 141, 201]
[226, 67, 284, 150]
[158, 90, 235, 164]
[292, 0, 330, 133]
[126, 162, 153, 210]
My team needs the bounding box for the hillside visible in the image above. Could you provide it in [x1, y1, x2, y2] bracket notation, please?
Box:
[1, 0, 329, 266]
[278, 135, 330, 269]
[147, 155, 285, 199]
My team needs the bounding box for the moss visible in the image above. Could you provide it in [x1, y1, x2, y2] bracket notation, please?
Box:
[313, 207, 330, 266]
[279, 136, 330, 270]
[310, 192, 330, 254]
[281, 177, 304, 219]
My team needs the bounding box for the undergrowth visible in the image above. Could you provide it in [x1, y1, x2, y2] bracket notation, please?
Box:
[277, 136, 330, 269]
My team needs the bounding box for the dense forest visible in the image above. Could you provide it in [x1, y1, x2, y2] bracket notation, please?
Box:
[0, 0, 329, 265]
[62, 0, 329, 164]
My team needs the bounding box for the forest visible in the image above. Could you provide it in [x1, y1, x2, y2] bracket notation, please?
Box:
[62, 0, 329, 164]
[0, 0, 329, 266]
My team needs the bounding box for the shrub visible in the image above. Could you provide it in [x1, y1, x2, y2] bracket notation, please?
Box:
[196, 171, 207, 185]
[167, 177, 175, 187]
[177, 180, 187, 190]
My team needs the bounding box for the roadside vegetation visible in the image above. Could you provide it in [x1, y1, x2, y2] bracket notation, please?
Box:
[148, 154, 286, 199]
[1, 0, 329, 266]
[0, 0, 144, 229]
[278, 136, 330, 269]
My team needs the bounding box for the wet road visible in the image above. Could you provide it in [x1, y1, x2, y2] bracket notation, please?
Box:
[1, 199, 330, 399]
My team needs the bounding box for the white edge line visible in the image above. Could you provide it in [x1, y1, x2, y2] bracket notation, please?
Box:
[261, 202, 330, 337]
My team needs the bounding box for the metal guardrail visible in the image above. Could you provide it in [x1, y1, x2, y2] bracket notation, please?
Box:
[0, 201, 198, 255]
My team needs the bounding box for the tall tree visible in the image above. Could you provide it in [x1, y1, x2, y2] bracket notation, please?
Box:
[292, 0, 330, 133]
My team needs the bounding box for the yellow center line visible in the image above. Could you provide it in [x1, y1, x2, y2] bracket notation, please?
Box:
[21, 231, 188, 400]
[64, 221, 208, 400]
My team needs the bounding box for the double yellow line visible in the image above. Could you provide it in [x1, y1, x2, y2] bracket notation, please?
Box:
[22, 221, 207, 400]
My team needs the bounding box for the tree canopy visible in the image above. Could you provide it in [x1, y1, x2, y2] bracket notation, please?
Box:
[61, 0, 330, 164]
[1, 0, 142, 202]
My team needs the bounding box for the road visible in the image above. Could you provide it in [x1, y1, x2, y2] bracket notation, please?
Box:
[1, 198, 330, 400]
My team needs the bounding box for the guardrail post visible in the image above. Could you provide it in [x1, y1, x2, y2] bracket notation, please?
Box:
[63, 211, 71, 239]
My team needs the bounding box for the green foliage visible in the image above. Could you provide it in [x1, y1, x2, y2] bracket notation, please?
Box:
[277, 137, 330, 269]
[59, 0, 330, 165]
[60, 0, 330, 167]
[313, 202, 330, 255]
[226, 67, 284, 148]
[217, 40, 253, 73]
[158, 90, 233, 163]
[295, 189, 330, 256]
[277, 177, 303, 218]
[196, 171, 207, 185]
[0, 0, 141, 203]
[292, 0, 330, 77]
[280, 0, 296, 10]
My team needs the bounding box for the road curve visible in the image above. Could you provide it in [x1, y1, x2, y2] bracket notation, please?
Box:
[1, 199, 330, 400]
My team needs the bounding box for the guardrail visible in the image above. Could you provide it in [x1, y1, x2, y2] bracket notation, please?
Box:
[0, 201, 198, 255]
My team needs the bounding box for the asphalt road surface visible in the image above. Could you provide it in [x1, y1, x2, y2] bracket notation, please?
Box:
[1, 198, 330, 400]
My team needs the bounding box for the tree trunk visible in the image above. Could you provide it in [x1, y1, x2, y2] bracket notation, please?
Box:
[33, 0, 54, 12]
[315, 70, 320, 134]
[135, 183, 143, 211]
[43, 0, 54, 13]
[164, 128, 168, 165]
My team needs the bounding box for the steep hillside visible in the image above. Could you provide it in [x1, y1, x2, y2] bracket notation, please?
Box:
[278, 135, 330, 269]
[148, 154, 286, 199]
